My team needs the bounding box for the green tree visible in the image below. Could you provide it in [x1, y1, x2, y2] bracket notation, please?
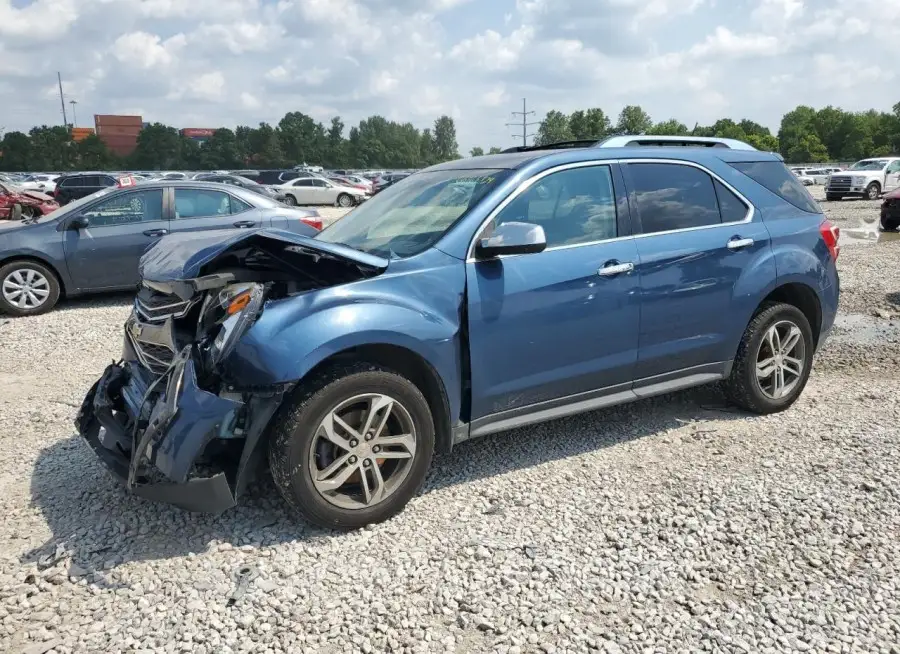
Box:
[326, 117, 345, 167]
[652, 119, 690, 135]
[746, 133, 779, 152]
[535, 110, 572, 145]
[616, 105, 653, 135]
[249, 123, 286, 167]
[488, 146, 503, 154]
[28, 126, 75, 170]
[199, 129, 242, 169]
[787, 133, 829, 163]
[470, 146, 485, 157]
[75, 134, 117, 169]
[433, 116, 459, 162]
[569, 108, 611, 140]
[0, 131, 32, 171]
[777, 106, 817, 161]
[130, 123, 184, 169]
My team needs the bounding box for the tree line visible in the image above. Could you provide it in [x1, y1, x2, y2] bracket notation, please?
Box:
[2, 102, 900, 172]
[0, 113, 460, 172]
[513, 103, 900, 164]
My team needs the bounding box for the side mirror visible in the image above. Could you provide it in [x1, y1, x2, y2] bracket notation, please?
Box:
[475, 221, 547, 258]
[70, 215, 89, 229]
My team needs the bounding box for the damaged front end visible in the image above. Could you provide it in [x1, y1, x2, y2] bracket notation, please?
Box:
[75, 228, 387, 512]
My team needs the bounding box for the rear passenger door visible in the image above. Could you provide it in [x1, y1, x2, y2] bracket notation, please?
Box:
[169, 188, 260, 233]
[622, 161, 773, 383]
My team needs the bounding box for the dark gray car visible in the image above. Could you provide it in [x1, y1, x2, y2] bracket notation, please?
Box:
[0, 180, 321, 316]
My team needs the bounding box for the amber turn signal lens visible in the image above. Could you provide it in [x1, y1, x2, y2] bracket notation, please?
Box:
[227, 291, 252, 315]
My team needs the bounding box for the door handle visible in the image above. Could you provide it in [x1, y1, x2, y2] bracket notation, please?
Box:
[598, 261, 634, 276]
[726, 237, 754, 250]
[143, 229, 168, 237]
[233, 220, 256, 228]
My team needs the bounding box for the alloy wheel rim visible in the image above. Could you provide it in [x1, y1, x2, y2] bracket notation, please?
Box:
[309, 393, 417, 510]
[755, 320, 806, 400]
[2, 268, 50, 309]
[339, 195, 351, 207]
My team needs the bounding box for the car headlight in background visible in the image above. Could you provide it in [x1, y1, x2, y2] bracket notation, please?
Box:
[201, 282, 265, 365]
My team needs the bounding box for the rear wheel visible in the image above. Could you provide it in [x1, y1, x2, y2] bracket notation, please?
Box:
[268, 362, 435, 529]
[725, 303, 814, 414]
[866, 182, 881, 200]
[0, 260, 61, 316]
[283, 194, 297, 206]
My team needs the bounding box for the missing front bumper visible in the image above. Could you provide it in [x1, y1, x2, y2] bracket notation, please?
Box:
[75, 349, 279, 513]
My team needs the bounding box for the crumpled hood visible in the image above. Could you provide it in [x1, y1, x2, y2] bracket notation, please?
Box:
[140, 227, 389, 283]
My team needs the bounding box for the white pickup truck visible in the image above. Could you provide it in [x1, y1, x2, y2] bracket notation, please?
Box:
[826, 157, 900, 200]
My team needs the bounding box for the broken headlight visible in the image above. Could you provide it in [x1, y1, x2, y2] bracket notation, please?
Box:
[201, 282, 265, 365]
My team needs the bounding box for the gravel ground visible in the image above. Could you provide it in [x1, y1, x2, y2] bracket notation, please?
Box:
[1, 191, 899, 654]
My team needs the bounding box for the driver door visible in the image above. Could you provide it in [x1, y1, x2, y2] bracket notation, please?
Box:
[63, 188, 167, 291]
[465, 163, 641, 426]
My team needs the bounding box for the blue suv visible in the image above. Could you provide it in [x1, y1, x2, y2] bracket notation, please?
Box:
[75, 138, 840, 528]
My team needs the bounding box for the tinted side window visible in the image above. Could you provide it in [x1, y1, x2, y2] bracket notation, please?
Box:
[174, 189, 232, 218]
[57, 177, 75, 188]
[99, 176, 117, 187]
[729, 161, 820, 214]
[79, 176, 101, 187]
[492, 165, 617, 247]
[627, 163, 721, 234]
[714, 180, 749, 223]
[295, 179, 313, 187]
[82, 190, 164, 227]
[229, 195, 252, 213]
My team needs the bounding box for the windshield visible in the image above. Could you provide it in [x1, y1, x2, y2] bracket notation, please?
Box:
[850, 159, 889, 171]
[316, 168, 511, 258]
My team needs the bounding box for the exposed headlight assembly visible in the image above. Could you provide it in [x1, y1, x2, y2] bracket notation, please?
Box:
[200, 282, 265, 365]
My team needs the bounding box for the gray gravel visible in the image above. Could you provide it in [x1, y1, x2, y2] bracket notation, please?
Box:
[1, 192, 899, 653]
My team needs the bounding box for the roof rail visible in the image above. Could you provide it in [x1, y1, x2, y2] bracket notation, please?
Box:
[501, 139, 601, 153]
[596, 135, 758, 150]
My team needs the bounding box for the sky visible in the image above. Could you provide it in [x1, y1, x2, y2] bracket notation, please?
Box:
[1, 0, 898, 153]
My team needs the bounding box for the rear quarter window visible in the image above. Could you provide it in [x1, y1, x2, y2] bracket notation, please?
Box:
[729, 161, 820, 214]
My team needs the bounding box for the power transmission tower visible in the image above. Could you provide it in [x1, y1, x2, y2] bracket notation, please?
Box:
[506, 98, 540, 147]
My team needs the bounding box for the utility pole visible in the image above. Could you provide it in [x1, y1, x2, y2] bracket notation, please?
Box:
[57, 72, 68, 127]
[69, 99, 78, 127]
[506, 98, 539, 147]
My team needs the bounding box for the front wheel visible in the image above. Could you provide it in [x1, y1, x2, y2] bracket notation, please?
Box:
[866, 182, 881, 200]
[881, 214, 900, 231]
[0, 260, 61, 316]
[336, 193, 354, 208]
[725, 303, 814, 414]
[825, 193, 841, 201]
[268, 362, 435, 529]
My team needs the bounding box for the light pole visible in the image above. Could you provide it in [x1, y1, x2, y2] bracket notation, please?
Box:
[69, 99, 78, 128]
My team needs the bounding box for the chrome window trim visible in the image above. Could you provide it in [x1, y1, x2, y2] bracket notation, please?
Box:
[465, 158, 754, 262]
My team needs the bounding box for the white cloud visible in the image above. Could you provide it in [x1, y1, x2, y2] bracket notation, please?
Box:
[1, 0, 899, 154]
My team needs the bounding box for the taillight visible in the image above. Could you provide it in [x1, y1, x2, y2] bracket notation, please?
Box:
[820, 218, 840, 260]
[300, 216, 323, 231]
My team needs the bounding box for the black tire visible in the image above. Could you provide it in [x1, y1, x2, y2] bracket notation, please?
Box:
[283, 194, 297, 206]
[268, 362, 435, 529]
[0, 260, 61, 316]
[724, 302, 814, 414]
[866, 182, 881, 200]
[825, 193, 841, 201]
[881, 215, 900, 231]
[336, 193, 353, 208]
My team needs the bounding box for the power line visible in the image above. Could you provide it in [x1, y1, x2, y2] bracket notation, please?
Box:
[506, 98, 540, 147]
